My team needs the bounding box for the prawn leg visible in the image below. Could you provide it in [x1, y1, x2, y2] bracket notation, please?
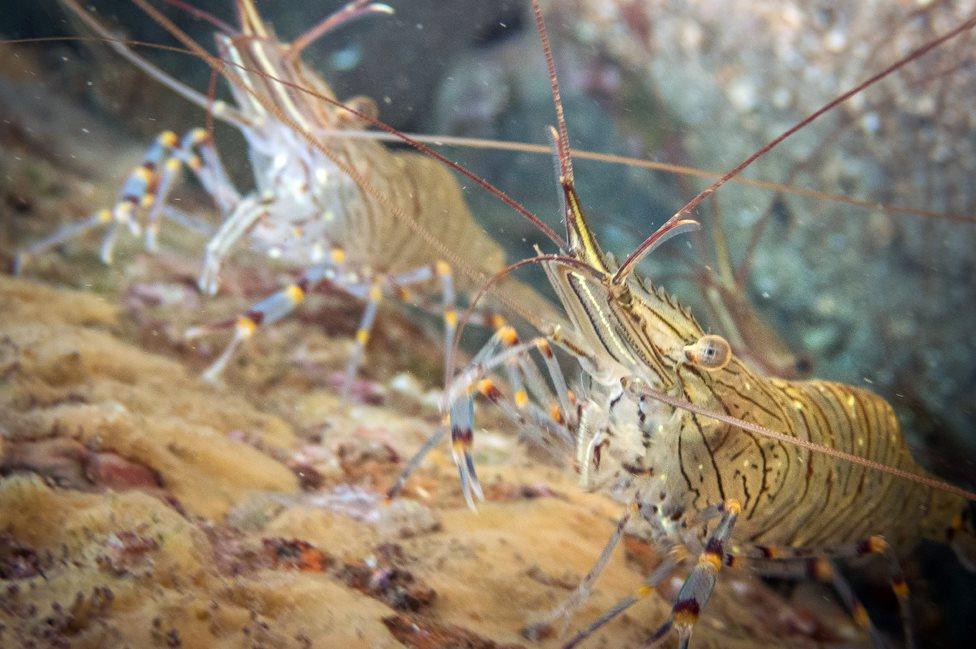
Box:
[523, 505, 635, 640]
[727, 536, 913, 648]
[15, 128, 236, 273]
[340, 278, 384, 398]
[562, 551, 684, 649]
[144, 128, 240, 250]
[197, 196, 268, 295]
[445, 327, 578, 507]
[187, 247, 350, 382]
[641, 500, 741, 649]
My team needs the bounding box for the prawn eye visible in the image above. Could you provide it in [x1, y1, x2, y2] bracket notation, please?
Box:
[684, 335, 731, 371]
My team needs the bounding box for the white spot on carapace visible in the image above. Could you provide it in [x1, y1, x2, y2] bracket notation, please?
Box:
[268, 247, 282, 259]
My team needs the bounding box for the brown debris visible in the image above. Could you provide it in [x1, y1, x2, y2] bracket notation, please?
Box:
[383, 613, 525, 649]
[336, 437, 402, 486]
[96, 530, 159, 577]
[337, 543, 437, 612]
[289, 461, 325, 491]
[483, 479, 560, 502]
[262, 537, 333, 573]
[0, 534, 46, 580]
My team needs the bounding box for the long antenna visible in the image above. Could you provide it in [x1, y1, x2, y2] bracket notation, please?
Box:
[532, 0, 573, 184]
[612, 12, 976, 285]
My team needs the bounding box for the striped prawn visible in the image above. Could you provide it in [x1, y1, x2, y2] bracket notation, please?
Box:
[413, 2, 976, 647]
[12, 0, 553, 388]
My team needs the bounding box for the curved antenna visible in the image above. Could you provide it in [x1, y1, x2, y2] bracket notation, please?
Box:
[455, 254, 609, 352]
[288, 1, 394, 60]
[163, 0, 237, 35]
[15, 26, 976, 228]
[612, 12, 976, 285]
[294, 130, 976, 225]
[10, 32, 971, 502]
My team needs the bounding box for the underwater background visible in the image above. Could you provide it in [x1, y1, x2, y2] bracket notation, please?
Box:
[1, 1, 974, 647]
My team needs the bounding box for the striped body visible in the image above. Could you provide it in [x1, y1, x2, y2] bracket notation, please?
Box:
[541, 198, 965, 557]
[664, 364, 959, 551]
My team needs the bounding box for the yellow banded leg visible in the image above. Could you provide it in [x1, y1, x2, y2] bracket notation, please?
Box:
[435, 260, 459, 387]
[643, 500, 741, 649]
[390, 324, 533, 503]
[342, 280, 384, 398]
[15, 130, 179, 272]
[724, 535, 912, 649]
[446, 327, 577, 509]
[386, 260, 461, 386]
[490, 319, 574, 437]
[823, 559, 889, 649]
[563, 549, 685, 649]
[145, 128, 240, 251]
[187, 263, 331, 382]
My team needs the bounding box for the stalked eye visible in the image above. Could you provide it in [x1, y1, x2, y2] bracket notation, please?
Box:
[683, 335, 731, 371]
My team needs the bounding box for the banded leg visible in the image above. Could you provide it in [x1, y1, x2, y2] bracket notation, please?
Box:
[485, 327, 578, 449]
[187, 249, 348, 382]
[338, 259, 458, 397]
[383, 260, 460, 387]
[642, 499, 741, 649]
[144, 128, 238, 251]
[340, 278, 384, 398]
[15, 129, 235, 273]
[726, 536, 912, 648]
[390, 320, 582, 501]
[447, 329, 577, 508]
[563, 550, 684, 649]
